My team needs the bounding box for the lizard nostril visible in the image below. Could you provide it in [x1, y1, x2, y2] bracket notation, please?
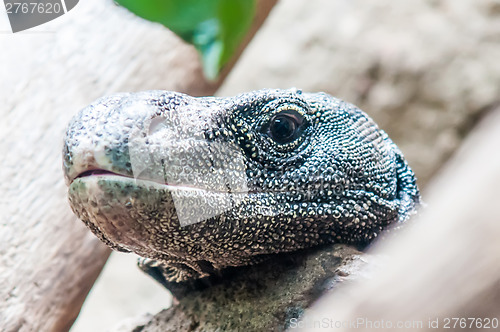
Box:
[148, 115, 168, 136]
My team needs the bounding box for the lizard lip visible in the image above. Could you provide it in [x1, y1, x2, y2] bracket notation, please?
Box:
[73, 169, 122, 182]
[71, 170, 252, 195]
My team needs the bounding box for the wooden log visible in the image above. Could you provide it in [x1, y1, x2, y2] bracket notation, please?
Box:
[109, 244, 369, 332]
[0, 1, 276, 331]
[297, 107, 500, 331]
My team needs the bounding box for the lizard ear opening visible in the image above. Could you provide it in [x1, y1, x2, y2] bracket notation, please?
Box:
[394, 150, 421, 222]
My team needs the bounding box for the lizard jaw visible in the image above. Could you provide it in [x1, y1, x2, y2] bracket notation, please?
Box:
[67, 174, 252, 254]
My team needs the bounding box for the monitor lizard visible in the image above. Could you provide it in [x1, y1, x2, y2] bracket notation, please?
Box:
[63, 88, 420, 286]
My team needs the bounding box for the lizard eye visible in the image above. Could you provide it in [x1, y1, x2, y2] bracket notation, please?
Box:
[268, 110, 306, 144]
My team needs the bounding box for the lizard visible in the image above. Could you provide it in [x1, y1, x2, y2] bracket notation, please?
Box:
[63, 88, 420, 286]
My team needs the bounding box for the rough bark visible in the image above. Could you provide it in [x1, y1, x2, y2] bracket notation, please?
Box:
[0, 0, 276, 331]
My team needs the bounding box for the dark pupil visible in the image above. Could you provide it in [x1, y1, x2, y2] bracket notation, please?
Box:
[270, 114, 299, 144]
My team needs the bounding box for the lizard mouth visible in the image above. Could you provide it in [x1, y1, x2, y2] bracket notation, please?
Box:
[71, 169, 251, 195]
[73, 169, 119, 181]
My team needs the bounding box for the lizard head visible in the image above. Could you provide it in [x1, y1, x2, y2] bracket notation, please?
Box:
[63, 89, 420, 282]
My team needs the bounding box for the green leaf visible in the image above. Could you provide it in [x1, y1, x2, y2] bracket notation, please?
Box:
[115, 0, 256, 80]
